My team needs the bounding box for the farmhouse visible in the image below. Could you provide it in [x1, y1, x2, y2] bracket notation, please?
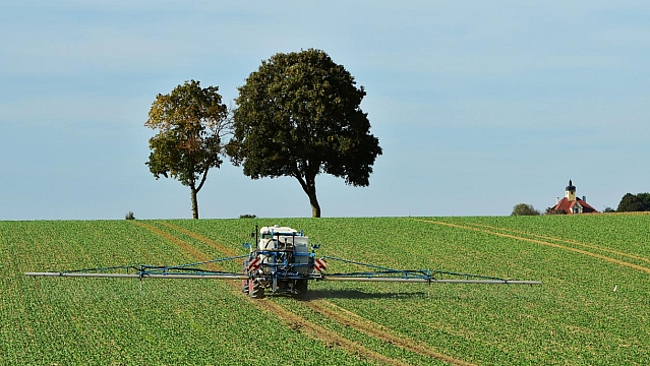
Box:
[552, 180, 598, 214]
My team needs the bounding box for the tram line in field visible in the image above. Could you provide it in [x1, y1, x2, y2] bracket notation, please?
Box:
[466, 222, 650, 265]
[136, 221, 473, 366]
[415, 219, 650, 275]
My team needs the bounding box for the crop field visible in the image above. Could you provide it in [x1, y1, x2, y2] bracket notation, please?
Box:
[2, 215, 649, 365]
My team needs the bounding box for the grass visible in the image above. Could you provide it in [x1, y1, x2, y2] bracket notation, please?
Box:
[2, 214, 649, 365]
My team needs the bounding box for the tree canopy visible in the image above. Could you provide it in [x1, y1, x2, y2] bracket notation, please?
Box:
[511, 203, 541, 216]
[145, 80, 229, 219]
[227, 49, 382, 217]
[617, 192, 650, 212]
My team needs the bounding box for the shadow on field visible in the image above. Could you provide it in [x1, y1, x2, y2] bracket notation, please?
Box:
[297, 289, 427, 301]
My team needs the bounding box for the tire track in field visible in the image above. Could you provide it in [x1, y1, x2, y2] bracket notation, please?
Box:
[134, 221, 409, 366]
[133, 222, 208, 262]
[307, 300, 475, 366]
[467, 222, 650, 265]
[416, 219, 650, 275]
[157, 222, 473, 366]
[157, 222, 238, 256]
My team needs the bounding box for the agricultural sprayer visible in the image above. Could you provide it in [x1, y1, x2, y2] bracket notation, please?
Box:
[25, 225, 541, 298]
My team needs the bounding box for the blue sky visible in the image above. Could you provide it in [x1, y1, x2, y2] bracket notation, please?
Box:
[1, 1, 649, 220]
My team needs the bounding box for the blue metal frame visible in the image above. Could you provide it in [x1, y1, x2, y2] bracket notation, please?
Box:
[38, 253, 524, 284]
[248, 248, 315, 294]
[241, 226, 318, 294]
[28, 226, 540, 287]
[60, 255, 250, 278]
[319, 256, 526, 283]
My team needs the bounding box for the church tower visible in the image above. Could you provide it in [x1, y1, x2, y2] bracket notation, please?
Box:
[552, 179, 598, 214]
[565, 180, 576, 201]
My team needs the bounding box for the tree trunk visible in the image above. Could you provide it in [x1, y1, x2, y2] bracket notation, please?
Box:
[190, 186, 199, 219]
[304, 177, 321, 218]
[308, 190, 321, 218]
[295, 173, 321, 218]
[190, 168, 209, 220]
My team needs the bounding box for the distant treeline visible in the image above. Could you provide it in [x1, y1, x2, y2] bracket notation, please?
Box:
[617, 192, 650, 212]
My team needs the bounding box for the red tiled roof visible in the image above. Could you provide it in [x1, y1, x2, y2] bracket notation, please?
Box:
[552, 197, 599, 214]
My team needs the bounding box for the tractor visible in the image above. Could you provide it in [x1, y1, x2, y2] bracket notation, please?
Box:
[25, 225, 541, 297]
[241, 225, 315, 298]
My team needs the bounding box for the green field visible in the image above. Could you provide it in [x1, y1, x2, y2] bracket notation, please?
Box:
[2, 215, 649, 365]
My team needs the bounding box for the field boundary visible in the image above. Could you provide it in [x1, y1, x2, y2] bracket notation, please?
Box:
[154, 221, 473, 366]
[415, 219, 650, 275]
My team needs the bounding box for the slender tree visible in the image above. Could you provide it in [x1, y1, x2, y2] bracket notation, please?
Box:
[145, 80, 230, 219]
[227, 49, 382, 217]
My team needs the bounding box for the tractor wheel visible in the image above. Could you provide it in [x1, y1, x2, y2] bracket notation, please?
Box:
[294, 279, 308, 297]
[249, 279, 265, 299]
[241, 261, 249, 294]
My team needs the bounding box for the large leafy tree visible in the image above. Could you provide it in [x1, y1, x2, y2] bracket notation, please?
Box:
[227, 49, 382, 217]
[145, 80, 229, 219]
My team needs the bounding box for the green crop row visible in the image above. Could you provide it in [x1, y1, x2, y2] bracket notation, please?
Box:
[0, 221, 375, 366]
[2, 215, 650, 365]
[167, 216, 650, 365]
